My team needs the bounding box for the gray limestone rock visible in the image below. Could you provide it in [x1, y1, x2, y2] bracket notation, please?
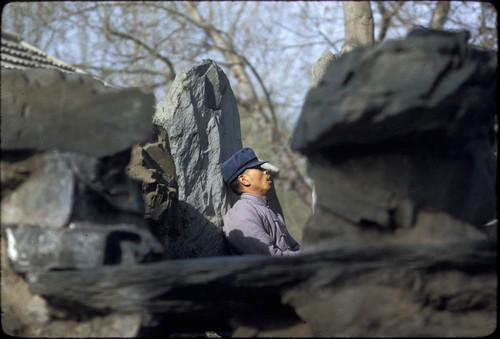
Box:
[154, 59, 243, 258]
[291, 30, 496, 152]
[24, 239, 497, 337]
[1, 150, 148, 229]
[1, 238, 144, 338]
[311, 50, 335, 87]
[2, 30, 496, 338]
[4, 223, 164, 272]
[126, 131, 178, 249]
[1, 152, 74, 228]
[284, 30, 498, 338]
[1, 50, 165, 338]
[303, 150, 496, 243]
[1, 68, 155, 157]
[291, 29, 497, 246]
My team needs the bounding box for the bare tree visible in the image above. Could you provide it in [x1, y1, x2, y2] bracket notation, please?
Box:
[477, 2, 498, 48]
[175, 2, 312, 207]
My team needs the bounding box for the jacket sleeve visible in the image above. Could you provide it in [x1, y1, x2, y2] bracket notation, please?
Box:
[224, 207, 300, 256]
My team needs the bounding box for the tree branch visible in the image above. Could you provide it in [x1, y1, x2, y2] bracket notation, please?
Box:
[375, 1, 405, 42]
[240, 55, 280, 140]
[229, 1, 248, 39]
[104, 12, 176, 80]
[182, 1, 313, 206]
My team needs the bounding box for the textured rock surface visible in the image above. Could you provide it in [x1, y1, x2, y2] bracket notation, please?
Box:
[284, 29, 497, 337]
[1, 152, 74, 228]
[292, 29, 496, 151]
[311, 50, 335, 87]
[24, 239, 496, 337]
[291, 29, 497, 246]
[2, 240, 144, 337]
[1, 244, 144, 337]
[153, 59, 243, 258]
[2, 30, 497, 337]
[1, 150, 150, 230]
[127, 128, 178, 249]
[1, 66, 163, 337]
[1, 69, 155, 157]
[302, 150, 496, 245]
[4, 223, 164, 272]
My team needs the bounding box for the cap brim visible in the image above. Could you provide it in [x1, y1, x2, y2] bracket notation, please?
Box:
[228, 159, 267, 184]
[245, 159, 267, 169]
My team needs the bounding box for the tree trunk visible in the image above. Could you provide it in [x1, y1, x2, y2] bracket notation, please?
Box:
[429, 1, 450, 30]
[341, 1, 374, 54]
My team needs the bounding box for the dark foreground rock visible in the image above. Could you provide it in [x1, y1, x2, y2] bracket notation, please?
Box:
[293, 28, 496, 337]
[291, 29, 497, 246]
[21, 239, 497, 337]
[1, 67, 163, 336]
[1, 69, 154, 158]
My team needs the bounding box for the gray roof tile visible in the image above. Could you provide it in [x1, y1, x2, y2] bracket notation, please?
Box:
[1, 32, 84, 73]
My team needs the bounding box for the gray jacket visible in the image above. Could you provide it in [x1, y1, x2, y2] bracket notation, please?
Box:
[223, 193, 301, 256]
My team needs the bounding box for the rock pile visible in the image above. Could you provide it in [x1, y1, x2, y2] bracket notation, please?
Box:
[288, 28, 497, 335]
[1, 30, 497, 337]
[292, 29, 497, 246]
[1, 68, 164, 266]
[1, 68, 163, 336]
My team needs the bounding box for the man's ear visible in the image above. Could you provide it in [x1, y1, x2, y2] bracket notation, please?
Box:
[238, 173, 250, 187]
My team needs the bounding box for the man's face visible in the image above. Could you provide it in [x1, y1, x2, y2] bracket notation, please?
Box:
[241, 165, 272, 197]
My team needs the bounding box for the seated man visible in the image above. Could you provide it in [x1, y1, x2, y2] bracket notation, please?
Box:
[221, 148, 301, 256]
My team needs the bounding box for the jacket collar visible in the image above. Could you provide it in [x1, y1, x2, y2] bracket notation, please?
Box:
[240, 192, 268, 206]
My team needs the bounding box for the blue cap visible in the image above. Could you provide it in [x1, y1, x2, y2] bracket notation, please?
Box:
[221, 148, 267, 184]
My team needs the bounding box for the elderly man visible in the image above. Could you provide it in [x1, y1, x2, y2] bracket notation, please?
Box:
[221, 148, 301, 256]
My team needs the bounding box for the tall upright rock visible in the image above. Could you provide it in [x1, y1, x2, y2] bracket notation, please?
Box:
[154, 59, 243, 258]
